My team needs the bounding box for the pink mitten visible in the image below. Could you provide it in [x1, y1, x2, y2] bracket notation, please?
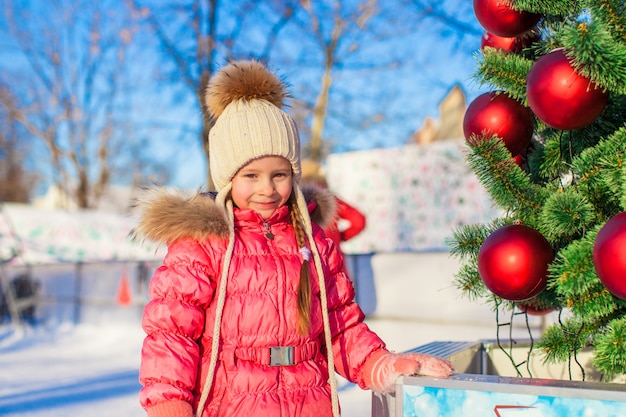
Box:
[362, 349, 454, 393]
[147, 400, 194, 417]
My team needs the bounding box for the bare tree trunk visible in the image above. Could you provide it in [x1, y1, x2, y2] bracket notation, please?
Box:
[198, 0, 218, 190]
[306, 8, 344, 164]
[310, 65, 333, 162]
[302, 1, 376, 163]
[0, 115, 38, 203]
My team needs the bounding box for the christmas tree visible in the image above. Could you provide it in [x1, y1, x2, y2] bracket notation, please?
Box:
[448, 0, 626, 380]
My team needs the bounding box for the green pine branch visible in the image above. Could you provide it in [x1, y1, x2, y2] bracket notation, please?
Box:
[538, 187, 596, 244]
[593, 316, 626, 377]
[452, 260, 489, 302]
[447, 219, 511, 302]
[465, 137, 549, 226]
[514, 0, 583, 15]
[587, 0, 626, 45]
[538, 316, 594, 366]
[446, 217, 511, 259]
[573, 126, 626, 219]
[475, 50, 534, 102]
[559, 20, 626, 94]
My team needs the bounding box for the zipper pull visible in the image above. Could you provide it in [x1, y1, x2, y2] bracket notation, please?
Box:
[263, 222, 274, 240]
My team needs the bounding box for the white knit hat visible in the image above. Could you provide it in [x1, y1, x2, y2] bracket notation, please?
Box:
[206, 60, 302, 192]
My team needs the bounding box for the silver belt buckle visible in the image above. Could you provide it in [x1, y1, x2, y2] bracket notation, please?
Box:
[269, 346, 294, 366]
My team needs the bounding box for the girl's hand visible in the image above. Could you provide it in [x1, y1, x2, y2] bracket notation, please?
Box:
[362, 349, 454, 393]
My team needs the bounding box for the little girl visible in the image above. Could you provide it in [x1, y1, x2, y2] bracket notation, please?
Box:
[134, 59, 453, 417]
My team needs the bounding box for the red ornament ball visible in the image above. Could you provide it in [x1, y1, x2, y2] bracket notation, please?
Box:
[478, 224, 553, 301]
[481, 31, 539, 53]
[593, 212, 626, 300]
[473, 0, 541, 37]
[527, 48, 609, 130]
[517, 301, 552, 316]
[463, 92, 534, 155]
[481, 32, 517, 52]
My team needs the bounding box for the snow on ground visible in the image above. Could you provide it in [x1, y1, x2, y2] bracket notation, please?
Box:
[0, 252, 546, 417]
[0, 323, 145, 417]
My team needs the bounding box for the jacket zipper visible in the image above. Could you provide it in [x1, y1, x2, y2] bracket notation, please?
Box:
[263, 222, 275, 240]
[263, 219, 287, 414]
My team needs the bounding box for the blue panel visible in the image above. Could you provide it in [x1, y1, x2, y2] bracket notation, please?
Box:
[402, 382, 626, 417]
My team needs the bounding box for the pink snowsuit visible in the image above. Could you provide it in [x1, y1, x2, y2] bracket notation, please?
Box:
[136, 187, 386, 417]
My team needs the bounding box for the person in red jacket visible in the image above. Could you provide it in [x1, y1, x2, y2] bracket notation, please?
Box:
[326, 197, 367, 247]
[133, 60, 453, 417]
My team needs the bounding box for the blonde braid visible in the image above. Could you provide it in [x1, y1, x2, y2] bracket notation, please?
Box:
[291, 197, 311, 335]
[293, 187, 339, 417]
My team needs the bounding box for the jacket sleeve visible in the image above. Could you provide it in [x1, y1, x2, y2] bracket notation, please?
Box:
[314, 230, 386, 387]
[335, 197, 366, 242]
[139, 238, 217, 413]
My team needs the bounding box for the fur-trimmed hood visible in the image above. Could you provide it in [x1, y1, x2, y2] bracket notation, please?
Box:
[132, 185, 337, 245]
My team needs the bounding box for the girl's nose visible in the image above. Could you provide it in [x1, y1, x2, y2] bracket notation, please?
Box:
[258, 178, 275, 195]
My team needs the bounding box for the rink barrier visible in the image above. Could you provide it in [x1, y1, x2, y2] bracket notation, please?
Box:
[372, 340, 626, 417]
[0, 260, 160, 327]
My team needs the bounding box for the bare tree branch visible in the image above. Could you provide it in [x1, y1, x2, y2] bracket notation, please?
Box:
[1, 0, 165, 208]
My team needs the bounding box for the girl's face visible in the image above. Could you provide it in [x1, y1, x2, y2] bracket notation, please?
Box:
[231, 156, 293, 220]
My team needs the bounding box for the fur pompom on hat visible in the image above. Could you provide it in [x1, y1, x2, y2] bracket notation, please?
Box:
[205, 60, 301, 192]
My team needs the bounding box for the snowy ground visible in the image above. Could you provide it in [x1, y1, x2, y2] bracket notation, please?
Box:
[0, 252, 544, 417]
